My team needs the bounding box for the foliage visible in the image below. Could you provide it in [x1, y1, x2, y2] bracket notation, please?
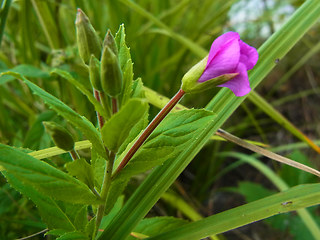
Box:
[0, 0, 320, 239]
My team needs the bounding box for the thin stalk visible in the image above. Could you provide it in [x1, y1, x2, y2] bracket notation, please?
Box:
[69, 148, 80, 161]
[114, 88, 185, 176]
[112, 97, 118, 114]
[95, 152, 115, 232]
[94, 89, 105, 128]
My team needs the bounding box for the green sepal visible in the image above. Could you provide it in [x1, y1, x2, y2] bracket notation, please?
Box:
[181, 56, 238, 94]
[43, 121, 75, 151]
[100, 45, 123, 97]
[103, 29, 118, 56]
[89, 55, 103, 91]
[75, 8, 101, 65]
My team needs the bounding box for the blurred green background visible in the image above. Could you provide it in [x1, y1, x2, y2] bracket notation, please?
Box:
[0, 0, 319, 239]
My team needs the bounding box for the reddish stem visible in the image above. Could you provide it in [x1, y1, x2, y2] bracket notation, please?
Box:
[112, 97, 118, 114]
[114, 88, 185, 175]
[94, 89, 104, 128]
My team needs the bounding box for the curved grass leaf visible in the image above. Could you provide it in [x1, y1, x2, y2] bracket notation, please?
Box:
[146, 183, 320, 240]
[0, 144, 100, 204]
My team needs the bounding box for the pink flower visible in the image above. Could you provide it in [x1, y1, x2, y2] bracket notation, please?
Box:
[198, 32, 258, 96]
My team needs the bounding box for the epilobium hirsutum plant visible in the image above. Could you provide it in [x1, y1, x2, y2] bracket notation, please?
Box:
[1, 2, 320, 239]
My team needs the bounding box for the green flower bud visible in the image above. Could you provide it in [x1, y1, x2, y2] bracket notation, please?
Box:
[100, 45, 123, 97]
[89, 55, 103, 91]
[43, 121, 75, 151]
[181, 56, 238, 94]
[103, 29, 118, 56]
[75, 8, 101, 65]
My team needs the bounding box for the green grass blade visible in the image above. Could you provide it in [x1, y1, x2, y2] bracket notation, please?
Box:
[0, 0, 11, 45]
[219, 152, 320, 240]
[119, 0, 207, 57]
[146, 183, 320, 240]
[248, 91, 320, 153]
[99, 1, 320, 239]
[31, 0, 60, 49]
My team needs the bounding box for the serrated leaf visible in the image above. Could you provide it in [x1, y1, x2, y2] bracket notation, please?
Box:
[126, 217, 189, 240]
[0, 144, 100, 205]
[66, 158, 95, 190]
[117, 109, 216, 179]
[101, 99, 149, 153]
[50, 68, 109, 118]
[3, 172, 78, 231]
[115, 24, 131, 71]
[0, 72, 106, 159]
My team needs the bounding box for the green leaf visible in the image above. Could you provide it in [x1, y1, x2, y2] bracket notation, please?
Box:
[146, 183, 320, 240]
[115, 24, 131, 72]
[0, 144, 100, 204]
[0, 72, 107, 159]
[3, 172, 78, 231]
[66, 158, 95, 190]
[127, 217, 188, 239]
[131, 78, 145, 99]
[56, 231, 88, 240]
[119, 59, 133, 107]
[50, 68, 109, 118]
[117, 109, 216, 179]
[0, 64, 50, 85]
[96, 195, 124, 238]
[101, 99, 149, 153]
[104, 177, 129, 214]
[232, 182, 275, 202]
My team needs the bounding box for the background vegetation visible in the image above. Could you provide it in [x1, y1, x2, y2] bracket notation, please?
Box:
[0, 0, 319, 239]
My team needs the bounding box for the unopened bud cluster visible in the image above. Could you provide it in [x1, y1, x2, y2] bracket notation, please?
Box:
[75, 9, 122, 97]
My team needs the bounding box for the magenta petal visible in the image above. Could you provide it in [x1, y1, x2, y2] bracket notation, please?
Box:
[198, 38, 240, 82]
[217, 63, 251, 96]
[239, 40, 259, 70]
[207, 32, 240, 64]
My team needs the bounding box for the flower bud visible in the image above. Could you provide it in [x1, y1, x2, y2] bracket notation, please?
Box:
[100, 45, 123, 97]
[43, 121, 75, 151]
[103, 29, 118, 56]
[89, 55, 103, 91]
[181, 57, 238, 94]
[75, 8, 101, 65]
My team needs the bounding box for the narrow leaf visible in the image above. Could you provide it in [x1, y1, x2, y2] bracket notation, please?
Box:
[147, 184, 320, 240]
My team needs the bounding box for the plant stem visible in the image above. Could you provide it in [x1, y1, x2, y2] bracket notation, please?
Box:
[95, 152, 115, 231]
[94, 89, 105, 128]
[112, 97, 118, 114]
[69, 149, 80, 161]
[114, 88, 185, 176]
